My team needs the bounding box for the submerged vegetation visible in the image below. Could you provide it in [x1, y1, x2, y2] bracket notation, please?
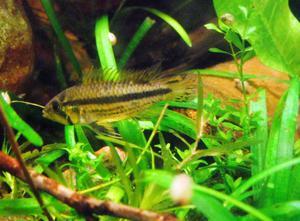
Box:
[0, 0, 300, 220]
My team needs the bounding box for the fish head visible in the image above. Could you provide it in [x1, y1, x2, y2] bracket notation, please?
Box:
[43, 93, 70, 125]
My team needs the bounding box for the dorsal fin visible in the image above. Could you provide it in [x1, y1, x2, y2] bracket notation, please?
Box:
[82, 67, 104, 84]
[82, 65, 163, 84]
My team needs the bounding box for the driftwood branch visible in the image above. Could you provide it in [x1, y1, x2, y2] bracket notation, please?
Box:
[0, 151, 176, 220]
[0, 105, 53, 220]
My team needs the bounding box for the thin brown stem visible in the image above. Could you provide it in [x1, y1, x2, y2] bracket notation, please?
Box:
[0, 105, 53, 221]
[0, 151, 177, 221]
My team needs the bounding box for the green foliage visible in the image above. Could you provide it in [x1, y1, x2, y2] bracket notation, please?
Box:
[41, 0, 82, 78]
[134, 7, 192, 47]
[0, 94, 43, 146]
[213, 0, 300, 77]
[1, 1, 300, 221]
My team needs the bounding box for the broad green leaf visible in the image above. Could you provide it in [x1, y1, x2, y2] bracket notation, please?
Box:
[289, 163, 300, 201]
[0, 199, 41, 216]
[106, 185, 125, 202]
[273, 77, 299, 203]
[117, 119, 146, 147]
[232, 157, 300, 201]
[0, 94, 43, 146]
[260, 201, 300, 220]
[117, 119, 148, 169]
[249, 89, 268, 199]
[213, 0, 300, 76]
[192, 192, 236, 221]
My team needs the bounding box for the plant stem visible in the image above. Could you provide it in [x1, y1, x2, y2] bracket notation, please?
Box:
[0, 106, 53, 221]
[229, 41, 250, 135]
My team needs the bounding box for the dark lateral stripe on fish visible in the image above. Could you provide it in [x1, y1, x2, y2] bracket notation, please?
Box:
[63, 88, 172, 106]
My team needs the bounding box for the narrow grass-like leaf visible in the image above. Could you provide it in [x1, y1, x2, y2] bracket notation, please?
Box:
[129, 7, 192, 47]
[105, 141, 133, 203]
[75, 125, 93, 152]
[64, 125, 76, 147]
[144, 170, 270, 221]
[35, 149, 66, 167]
[118, 119, 148, 170]
[209, 47, 231, 55]
[249, 89, 268, 199]
[118, 17, 155, 70]
[232, 157, 300, 200]
[289, 163, 300, 201]
[95, 15, 146, 174]
[158, 132, 177, 170]
[54, 45, 68, 89]
[95, 15, 118, 80]
[159, 109, 196, 139]
[273, 77, 299, 203]
[192, 192, 236, 221]
[260, 201, 300, 220]
[0, 95, 43, 146]
[193, 185, 271, 221]
[0, 199, 42, 216]
[260, 88, 287, 206]
[41, 0, 82, 78]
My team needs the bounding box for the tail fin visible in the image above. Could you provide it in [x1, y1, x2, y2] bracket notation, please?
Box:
[158, 73, 197, 102]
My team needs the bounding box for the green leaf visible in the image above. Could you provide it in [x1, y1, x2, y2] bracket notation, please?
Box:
[273, 77, 299, 203]
[64, 125, 76, 147]
[117, 119, 148, 169]
[260, 201, 300, 220]
[0, 198, 42, 216]
[95, 15, 118, 80]
[106, 185, 125, 202]
[131, 7, 192, 47]
[117, 119, 146, 147]
[204, 23, 223, 33]
[0, 94, 43, 146]
[36, 149, 66, 167]
[232, 157, 300, 199]
[41, 0, 82, 78]
[213, 0, 300, 76]
[249, 89, 268, 199]
[75, 125, 93, 152]
[159, 109, 196, 139]
[192, 192, 236, 221]
[208, 47, 230, 55]
[118, 17, 155, 70]
[224, 29, 244, 50]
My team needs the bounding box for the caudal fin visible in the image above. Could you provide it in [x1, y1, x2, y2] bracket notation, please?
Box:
[158, 73, 197, 102]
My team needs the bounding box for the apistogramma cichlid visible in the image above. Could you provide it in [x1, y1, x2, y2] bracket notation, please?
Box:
[43, 69, 196, 125]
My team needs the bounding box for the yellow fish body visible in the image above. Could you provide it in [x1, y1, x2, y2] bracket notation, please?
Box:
[43, 71, 196, 125]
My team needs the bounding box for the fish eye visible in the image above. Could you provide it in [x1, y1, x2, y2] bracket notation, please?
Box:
[52, 100, 60, 112]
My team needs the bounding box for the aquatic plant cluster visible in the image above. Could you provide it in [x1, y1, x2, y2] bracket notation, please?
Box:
[0, 1, 300, 220]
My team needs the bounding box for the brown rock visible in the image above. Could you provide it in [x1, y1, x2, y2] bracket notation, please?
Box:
[0, 0, 34, 93]
[202, 57, 288, 116]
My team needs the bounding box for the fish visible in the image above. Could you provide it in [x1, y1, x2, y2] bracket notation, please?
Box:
[42, 69, 197, 126]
